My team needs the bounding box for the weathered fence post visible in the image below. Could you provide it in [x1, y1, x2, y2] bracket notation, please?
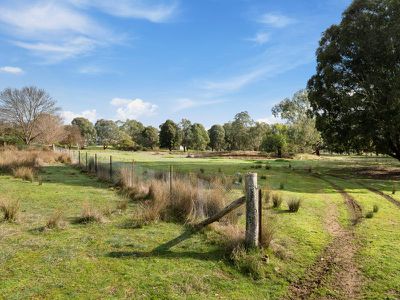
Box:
[78, 151, 81, 166]
[131, 160, 135, 187]
[245, 173, 259, 248]
[94, 154, 98, 175]
[85, 152, 88, 171]
[258, 188, 263, 246]
[109, 155, 113, 181]
[169, 165, 173, 198]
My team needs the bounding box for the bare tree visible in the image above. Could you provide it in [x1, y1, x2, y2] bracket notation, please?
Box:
[34, 113, 65, 145]
[0, 86, 58, 144]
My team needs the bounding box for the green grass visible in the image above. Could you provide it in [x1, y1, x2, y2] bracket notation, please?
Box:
[1, 151, 400, 298]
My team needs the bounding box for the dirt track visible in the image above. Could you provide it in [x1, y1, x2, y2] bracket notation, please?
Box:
[286, 175, 362, 300]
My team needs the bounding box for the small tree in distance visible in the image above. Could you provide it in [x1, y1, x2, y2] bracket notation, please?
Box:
[0, 86, 58, 144]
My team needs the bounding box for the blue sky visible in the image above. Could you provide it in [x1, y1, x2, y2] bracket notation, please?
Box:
[0, 0, 351, 128]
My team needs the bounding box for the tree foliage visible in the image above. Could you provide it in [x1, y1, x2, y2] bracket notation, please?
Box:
[308, 0, 400, 158]
[71, 117, 96, 146]
[95, 119, 120, 149]
[190, 123, 210, 151]
[208, 125, 225, 151]
[273, 90, 322, 154]
[141, 126, 159, 149]
[159, 120, 181, 151]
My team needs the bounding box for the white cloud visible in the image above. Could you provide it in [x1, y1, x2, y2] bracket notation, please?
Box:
[0, 66, 24, 74]
[14, 37, 98, 62]
[60, 109, 97, 124]
[201, 45, 314, 94]
[70, 0, 178, 23]
[0, 1, 112, 62]
[248, 32, 270, 45]
[78, 65, 104, 74]
[203, 69, 265, 93]
[259, 13, 294, 28]
[111, 98, 158, 120]
[172, 98, 225, 112]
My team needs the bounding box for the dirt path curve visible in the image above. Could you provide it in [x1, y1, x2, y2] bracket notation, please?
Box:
[316, 175, 363, 225]
[286, 175, 362, 300]
[328, 174, 400, 209]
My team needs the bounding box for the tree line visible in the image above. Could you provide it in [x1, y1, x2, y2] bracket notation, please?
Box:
[0, 86, 321, 157]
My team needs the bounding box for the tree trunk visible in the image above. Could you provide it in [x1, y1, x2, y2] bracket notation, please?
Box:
[277, 147, 282, 158]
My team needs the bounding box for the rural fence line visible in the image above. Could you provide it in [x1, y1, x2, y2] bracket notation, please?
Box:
[55, 147, 264, 248]
[54, 147, 241, 200]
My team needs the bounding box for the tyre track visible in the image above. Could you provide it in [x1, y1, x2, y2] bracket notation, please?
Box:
[286, 173, 362, 300]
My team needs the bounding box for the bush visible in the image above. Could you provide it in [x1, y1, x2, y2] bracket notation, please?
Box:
[272, 193, 282, 208]
[13, 167, 34, 181]
[373, 204, 379, 213]
[0, 199, 20, 222]
[279, 182, 285, 190]
[76, 203, 104, 223]
[259, 223, 274, 249]
[260, 175, 267, 180]
[231, 246, 266, 280]
[265, 164, 271, 170]
[287, 197, 301, 213]
[365, 211, 374, 219]
[45, 210, 64, 229]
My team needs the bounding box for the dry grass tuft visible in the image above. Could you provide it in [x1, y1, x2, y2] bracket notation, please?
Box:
[76, 203, 104, 223]
[287, 197, 301, 212]
[259, 222, 275, 249]
[45, 210, 65, 229]
[116, 199, 129, 211]
[0, 199, 20, 222]
[272, 193, 283, 208]
[13, 167, 34, 181]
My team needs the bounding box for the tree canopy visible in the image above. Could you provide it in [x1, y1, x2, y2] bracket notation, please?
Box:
[308, 0, 400, 158]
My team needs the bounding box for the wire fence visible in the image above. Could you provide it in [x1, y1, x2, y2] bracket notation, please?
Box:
[55, 147, 244, 201]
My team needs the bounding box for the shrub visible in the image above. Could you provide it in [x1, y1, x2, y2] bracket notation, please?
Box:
[272, 193, 283, 208]
[212, 224, 245, 254]
[365, 211, 374, 219]
[13, 167, 34, 181]
[265, 164, 271, 170]
[76, 203, 104, 223]
[287, 197, 301, 213]
[0, 200, 20, 222]
[260, 175, 267, 180]
[231, 246, 266, 280]
[373, 204, 379, 213]
[45, 210, 64, 229]
[259, 223, 275, 249]
[279, 182, 285, 190]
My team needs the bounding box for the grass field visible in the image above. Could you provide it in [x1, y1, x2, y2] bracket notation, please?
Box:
[1, 150, 400, 299]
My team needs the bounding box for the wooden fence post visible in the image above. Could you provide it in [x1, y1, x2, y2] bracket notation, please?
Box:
[245, 173, 259, 248]
[85, 152, 88, 171]
[131, 160, 135, 187]
[169, 165, 173, 197]
[109, 155, 112, 181]
[258, 188, 263, 246]
[78, 151, 81, 166]
[95, 154, 98, 175]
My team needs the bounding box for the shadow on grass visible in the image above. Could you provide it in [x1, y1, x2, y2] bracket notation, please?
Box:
[107, 228, 225, 262]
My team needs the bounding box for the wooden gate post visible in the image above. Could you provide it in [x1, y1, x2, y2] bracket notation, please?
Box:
[245, 173, 259, 248]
